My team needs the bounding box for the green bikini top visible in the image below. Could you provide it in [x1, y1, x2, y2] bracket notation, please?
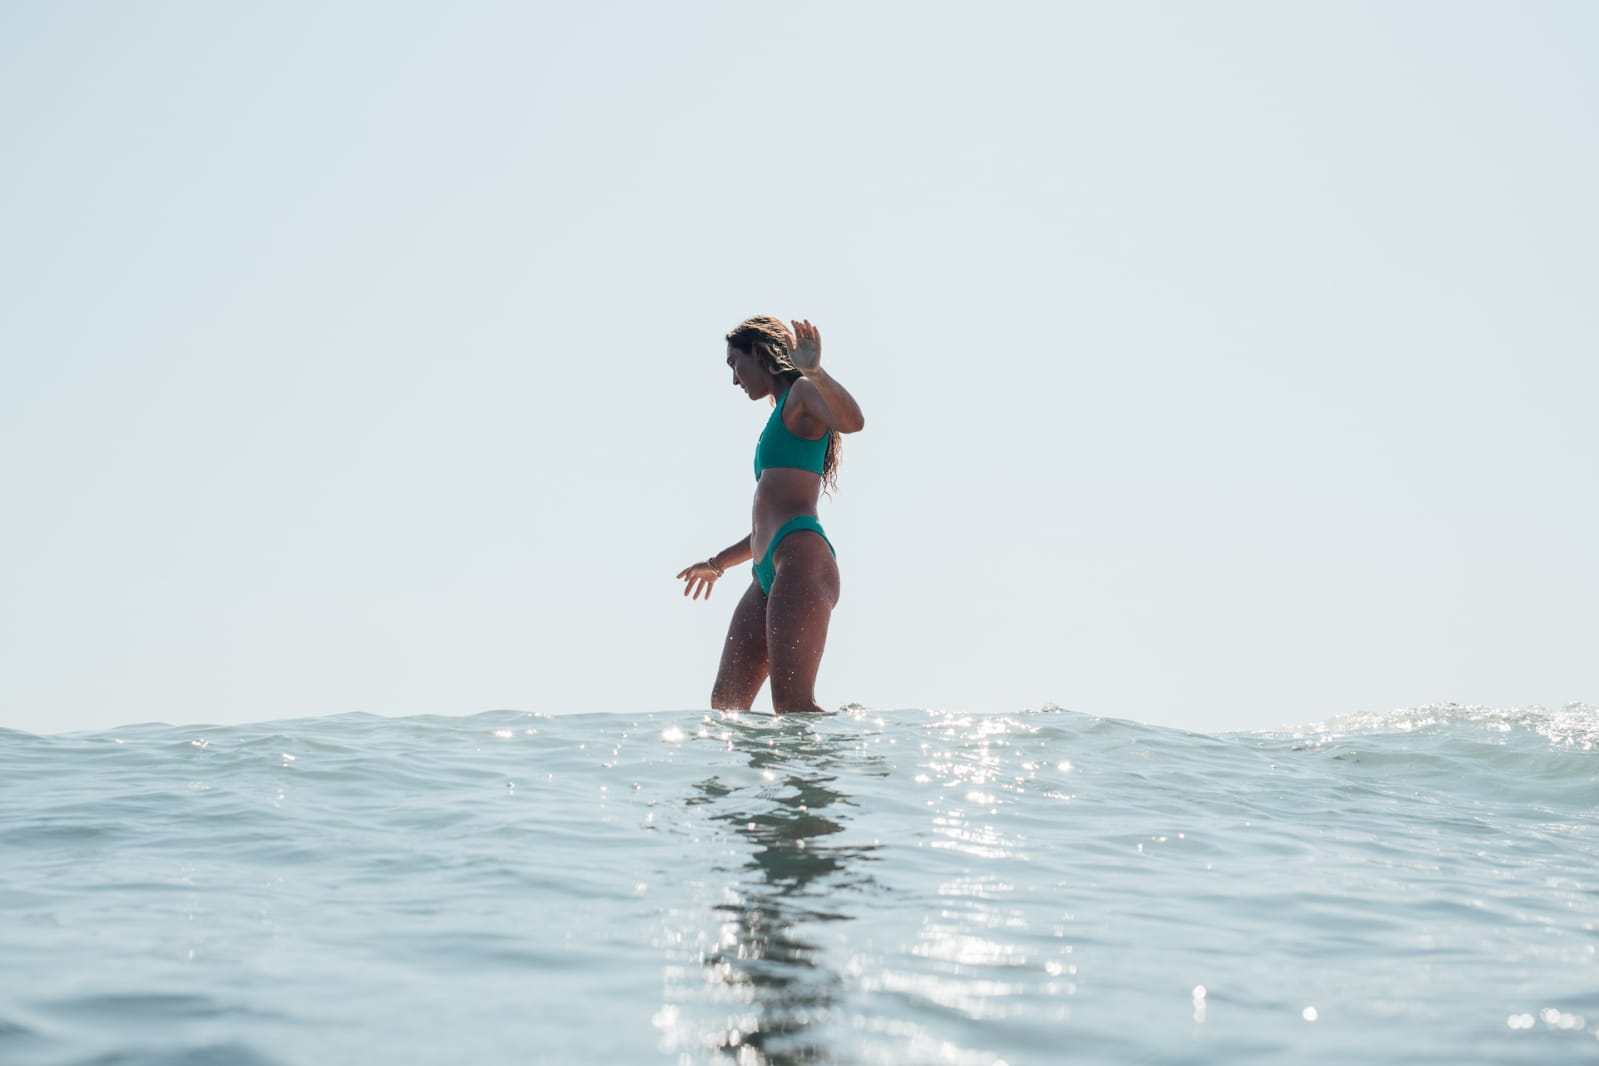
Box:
[754, 387, 828, 480]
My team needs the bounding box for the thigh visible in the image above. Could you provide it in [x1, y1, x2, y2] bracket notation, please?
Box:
[711, 577, 769, 711]
[765, 532, 840, 713]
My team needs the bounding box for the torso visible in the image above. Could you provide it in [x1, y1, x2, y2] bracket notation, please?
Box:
[751, 387, 826, 563]
[751, 468, 821, 563]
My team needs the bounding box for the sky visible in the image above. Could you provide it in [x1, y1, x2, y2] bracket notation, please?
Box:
[2, 1, 1594, 736]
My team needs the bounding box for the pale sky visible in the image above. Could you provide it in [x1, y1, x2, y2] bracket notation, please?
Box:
[2, 2, 1594, 736]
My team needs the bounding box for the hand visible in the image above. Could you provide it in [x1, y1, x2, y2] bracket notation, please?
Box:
[676, 561, 722, 600]
[790, 319, 822, 371]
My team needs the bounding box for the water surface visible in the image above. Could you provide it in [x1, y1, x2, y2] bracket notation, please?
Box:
[2, 704, 1596, 1063]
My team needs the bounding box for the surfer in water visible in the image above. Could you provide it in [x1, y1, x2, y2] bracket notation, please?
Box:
[677, 316, 866, 714]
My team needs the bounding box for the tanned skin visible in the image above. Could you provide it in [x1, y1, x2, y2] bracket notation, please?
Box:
[676, 320, 865, 714]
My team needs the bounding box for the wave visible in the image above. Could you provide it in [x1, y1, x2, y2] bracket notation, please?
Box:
[3, 702, 1595, 1063]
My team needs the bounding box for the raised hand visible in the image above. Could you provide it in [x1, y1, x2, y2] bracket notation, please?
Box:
[676, 561, 722, 600]
[790, 319, 822, 371]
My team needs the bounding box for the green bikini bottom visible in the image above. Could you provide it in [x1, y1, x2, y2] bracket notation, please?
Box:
[752, 516, 834, 596]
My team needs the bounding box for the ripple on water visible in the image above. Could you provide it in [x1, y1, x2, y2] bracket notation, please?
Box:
[2, 704, 1597, 1064]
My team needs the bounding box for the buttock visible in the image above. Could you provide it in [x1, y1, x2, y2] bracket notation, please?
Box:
[753, 516, 834, 595]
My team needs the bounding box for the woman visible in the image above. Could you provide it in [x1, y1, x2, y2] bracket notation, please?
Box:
[677, 316, 866, 714]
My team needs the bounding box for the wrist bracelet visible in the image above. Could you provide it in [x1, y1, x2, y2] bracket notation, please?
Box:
[707, 558, 725, 577]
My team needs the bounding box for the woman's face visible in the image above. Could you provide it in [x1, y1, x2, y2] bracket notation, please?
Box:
[726, 344, 770, 400]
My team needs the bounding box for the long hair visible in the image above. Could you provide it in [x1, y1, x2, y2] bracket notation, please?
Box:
[726, 315, 842, 495]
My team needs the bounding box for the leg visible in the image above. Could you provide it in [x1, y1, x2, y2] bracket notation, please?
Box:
[711, 577, 769, 710]
[765, 531, 841, 714]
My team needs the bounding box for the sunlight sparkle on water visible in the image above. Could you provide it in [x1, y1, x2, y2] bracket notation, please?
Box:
[1540, 1008, 1586, 1030]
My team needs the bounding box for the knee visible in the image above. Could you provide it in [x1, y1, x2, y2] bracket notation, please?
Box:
[711, 683, 752, 712]
[767, 674, 824, 715]
[772, 695, 826, 715]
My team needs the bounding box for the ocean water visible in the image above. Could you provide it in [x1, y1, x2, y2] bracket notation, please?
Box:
[2, 704, 1596, 1065]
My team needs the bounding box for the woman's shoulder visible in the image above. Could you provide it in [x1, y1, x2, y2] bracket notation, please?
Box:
[780, 378, 830, 440]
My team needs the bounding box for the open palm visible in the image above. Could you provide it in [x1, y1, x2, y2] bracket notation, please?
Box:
[790, 319, 822, 370]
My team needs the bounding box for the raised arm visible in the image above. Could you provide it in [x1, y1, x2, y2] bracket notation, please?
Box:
[677, 535, 752, 600]
[786, 319, 865, 435]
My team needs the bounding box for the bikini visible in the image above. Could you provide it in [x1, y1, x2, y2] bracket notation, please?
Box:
[751, 387, 834, 596]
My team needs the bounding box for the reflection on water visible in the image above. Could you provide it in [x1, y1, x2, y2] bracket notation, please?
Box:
[689, 714, 884, 1064]
[11, 708, 1598, 1065]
